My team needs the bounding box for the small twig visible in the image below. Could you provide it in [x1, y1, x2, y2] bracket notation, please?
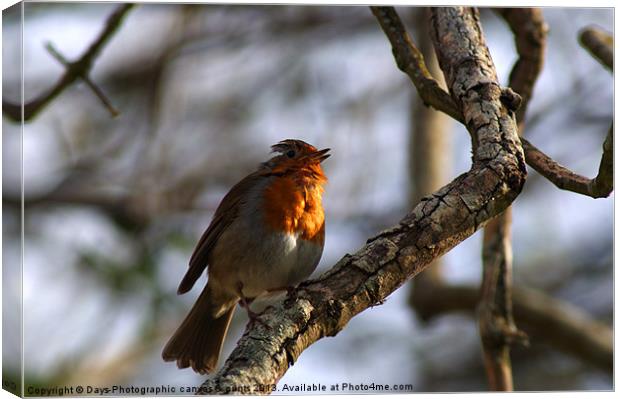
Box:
[2, 3, 134, 122]
[579, 26, 613, 71]
[513, 22, 612, 198]
[519, 24, 613, 198]
[45, 42, 119, 117]
[370, 6, 464, 124]
[521, 125, 613, 198]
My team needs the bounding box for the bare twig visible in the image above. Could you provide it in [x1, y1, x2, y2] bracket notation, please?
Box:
[44, 43, 120, 117]
[579, 26, 613, 70]
[516, 23, 613, 199]
[3, 184, 148, 230]
[370, 6, 464, 123]
[2, 4, 134, 122]
[496, 8, 547, 124]
[521, 126, 613, 198]
[3, 165, 212, 231]
[198, 6, 525, 393]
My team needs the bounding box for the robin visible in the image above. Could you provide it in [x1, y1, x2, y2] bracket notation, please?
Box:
[162, 139, 330, 374]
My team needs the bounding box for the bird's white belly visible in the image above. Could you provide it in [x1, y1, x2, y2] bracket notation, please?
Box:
[209, 218, 323, 299]
[241, 230, 321, 297]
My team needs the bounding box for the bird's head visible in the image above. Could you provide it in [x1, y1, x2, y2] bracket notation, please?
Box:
[264, 139, 330, 182]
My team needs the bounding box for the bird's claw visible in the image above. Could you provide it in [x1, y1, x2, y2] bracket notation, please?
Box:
[245, 308, 271, 329]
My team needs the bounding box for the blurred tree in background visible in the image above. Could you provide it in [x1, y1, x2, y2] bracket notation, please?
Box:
[2, 2, 613, 392]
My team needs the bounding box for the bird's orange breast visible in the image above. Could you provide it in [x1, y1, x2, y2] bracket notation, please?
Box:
[262, 176, 325, 244]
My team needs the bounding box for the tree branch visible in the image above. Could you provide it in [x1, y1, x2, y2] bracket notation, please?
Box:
[2, 3, 134, 122]
[478, 212, 529, 391]
[408, 283, 612, 373]
[476, 8, 545, 391]
[3, 166, 213, 231]
[496, 8, 547, 124]
[370, 6, 464, 124]
[579, 26, 613, 70]
[521, 126, 613, 198]
[369, 6, 612, 202]
[518, 22, 612, 199]
[44, 42, 120, 117]
[198, 6, 525, 393]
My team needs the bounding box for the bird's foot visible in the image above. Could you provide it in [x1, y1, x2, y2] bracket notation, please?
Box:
[239, 296, 271, 330]
[247, 308, 271, 329]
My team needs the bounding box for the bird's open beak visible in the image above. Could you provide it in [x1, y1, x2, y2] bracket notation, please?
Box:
[312, 148, 331, 163]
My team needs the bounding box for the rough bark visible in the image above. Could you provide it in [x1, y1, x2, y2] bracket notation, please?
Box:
[198, 6, 525, 394]
[381, 7, 611, 389]
[477, 8, 545, 391]
[373, 7, 611, 202]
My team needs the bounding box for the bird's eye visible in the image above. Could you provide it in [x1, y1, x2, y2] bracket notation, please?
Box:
[286, 150, 295, 158]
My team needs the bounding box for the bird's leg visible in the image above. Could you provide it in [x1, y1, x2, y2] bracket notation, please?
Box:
[238, 296, 257, 318]
[237, 283, 270, 329]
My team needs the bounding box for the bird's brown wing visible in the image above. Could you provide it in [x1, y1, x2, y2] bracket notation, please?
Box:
[177, 170, 266, 294]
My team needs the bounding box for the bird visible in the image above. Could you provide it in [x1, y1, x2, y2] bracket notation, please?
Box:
[162, 139, 330, 374]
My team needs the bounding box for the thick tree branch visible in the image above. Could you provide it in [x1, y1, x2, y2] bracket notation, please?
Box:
[409, 283, 612, 373]
[579, 26, 613, 70]
[2, 4, 134, 122]
[370, 6, 464, 123]
[521, 126, 613, 198]
[198, 6, 525, 393]
[476, 8, 545, 391]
